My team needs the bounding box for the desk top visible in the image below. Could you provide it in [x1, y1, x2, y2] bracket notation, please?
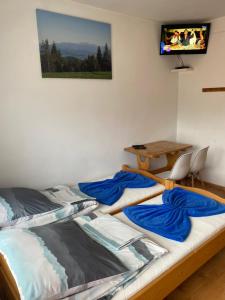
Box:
[124, 140, 192, 158]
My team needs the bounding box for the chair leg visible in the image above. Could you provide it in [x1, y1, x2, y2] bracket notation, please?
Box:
[191, 174, 195, 187]
[180, 178, 187, 186]
[198, 172, 205, 187]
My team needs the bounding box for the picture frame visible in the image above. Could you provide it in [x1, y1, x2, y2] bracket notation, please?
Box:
[36, 9, 112, 79]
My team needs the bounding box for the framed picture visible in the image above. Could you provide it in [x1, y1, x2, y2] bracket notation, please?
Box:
[36, 9, 112, 79]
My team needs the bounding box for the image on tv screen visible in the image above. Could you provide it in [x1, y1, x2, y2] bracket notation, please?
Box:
[160, 24, 210, 55]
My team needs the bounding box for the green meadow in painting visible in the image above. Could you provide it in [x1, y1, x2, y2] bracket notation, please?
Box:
[36, 9, 112, 79]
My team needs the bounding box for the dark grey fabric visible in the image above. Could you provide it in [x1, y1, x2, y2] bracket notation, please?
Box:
[31, 220, 128, 288]
[85, 212, 98, 220]
[0, 188, 61, 220]
[132, 240, 154, 262]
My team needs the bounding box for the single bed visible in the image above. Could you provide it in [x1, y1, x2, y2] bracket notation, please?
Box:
[0, 167, 165, 228]
[88, 165, 166, 214]
[112, 185, 225, 300]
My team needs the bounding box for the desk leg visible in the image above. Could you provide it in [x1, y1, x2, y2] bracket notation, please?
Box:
[166, 152, 181, 169]
[137, 155, 151, 170]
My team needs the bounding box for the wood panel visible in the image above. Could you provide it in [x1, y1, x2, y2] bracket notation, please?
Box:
[111, 191, 163, 215]
[122, 164, 166, 185]
[124, 140, 192, 158]
[175, 183, 225, 204]
[202, 87, 225, 92]
[166, 247, 225, 300]
[124, 140, 192, 171]
[0, 254, 20, 300]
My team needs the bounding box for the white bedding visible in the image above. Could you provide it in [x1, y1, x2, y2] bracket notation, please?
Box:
[113, 195, 225, 300]
[88, 175, 165, 214]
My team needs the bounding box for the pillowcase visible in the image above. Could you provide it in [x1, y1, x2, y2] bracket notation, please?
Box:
[0, 185, 98, 228]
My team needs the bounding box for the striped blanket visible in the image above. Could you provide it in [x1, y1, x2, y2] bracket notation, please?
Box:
[0, 185, 98, 228]
[0, 213, 167, 300]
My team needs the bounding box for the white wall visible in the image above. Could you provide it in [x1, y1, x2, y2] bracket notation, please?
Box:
[0, 0, 178, 188]
[177, 16, 225, 186]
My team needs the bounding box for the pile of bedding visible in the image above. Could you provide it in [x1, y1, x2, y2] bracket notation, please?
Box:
[0, 213, 167, 300]
[0, 170, 161, 229]
[0, 170, 169, 299]
[0, 185, 97, 229]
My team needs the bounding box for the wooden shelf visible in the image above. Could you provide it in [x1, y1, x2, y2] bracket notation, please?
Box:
[171, 67, 193, 73]
[202, 87, 225, 93]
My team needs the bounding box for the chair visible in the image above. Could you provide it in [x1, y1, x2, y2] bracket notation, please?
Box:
[156, 152, 192, 182]
[189, 146, 209, 187]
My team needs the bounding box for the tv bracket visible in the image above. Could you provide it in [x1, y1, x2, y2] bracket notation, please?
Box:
[175, 55, 191, 70]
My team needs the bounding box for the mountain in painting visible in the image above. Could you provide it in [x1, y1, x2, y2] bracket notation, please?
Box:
[55, 42, 100, 59]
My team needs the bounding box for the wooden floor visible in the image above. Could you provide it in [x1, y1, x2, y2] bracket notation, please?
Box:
[184, 179, 225, 199]
[166, 248, 225, 300]
[166, 180, 225, 300]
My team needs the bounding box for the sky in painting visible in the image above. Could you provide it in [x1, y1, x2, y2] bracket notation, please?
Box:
[36, 9, 111, 47]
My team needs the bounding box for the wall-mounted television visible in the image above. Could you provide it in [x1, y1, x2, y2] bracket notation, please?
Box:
[160, 23, 210, 55]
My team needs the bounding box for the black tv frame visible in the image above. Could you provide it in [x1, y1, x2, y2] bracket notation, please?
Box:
[160, 23, 211, 55]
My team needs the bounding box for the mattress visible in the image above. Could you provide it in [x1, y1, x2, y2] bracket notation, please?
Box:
[88, 175, 165, 214]
[113, 195, 225, 300]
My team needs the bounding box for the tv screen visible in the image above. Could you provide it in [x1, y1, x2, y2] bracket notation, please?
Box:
[160, 23, 210, 55]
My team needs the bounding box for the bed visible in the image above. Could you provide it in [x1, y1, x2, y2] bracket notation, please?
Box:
[112, 184, 225, 300]
[80, 165, 166, 214]
[0, 179, 224, 300]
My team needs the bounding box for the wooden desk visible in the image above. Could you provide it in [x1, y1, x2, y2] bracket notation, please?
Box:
[124, 140, 192, 172]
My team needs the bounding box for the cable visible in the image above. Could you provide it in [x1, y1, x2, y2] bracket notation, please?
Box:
[177, 55, 185, 68]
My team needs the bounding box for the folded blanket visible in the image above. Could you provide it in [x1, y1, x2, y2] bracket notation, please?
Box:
[77, 214, 145, 251]
[0, 220, 128, 300]
[78, 171, 156, 206]
[123, 187, 225, 242]
[75, 212, 168, 299]
[0, 186, 97, 228]
[42, 185, 94, 205]
[0, 214, 167, 300]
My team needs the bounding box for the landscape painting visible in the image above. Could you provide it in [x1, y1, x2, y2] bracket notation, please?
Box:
[36, 9, 112, 79]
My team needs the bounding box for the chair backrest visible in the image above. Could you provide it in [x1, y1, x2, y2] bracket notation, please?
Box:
[190, 146, 209, 174]
[169, 152, 192, 181]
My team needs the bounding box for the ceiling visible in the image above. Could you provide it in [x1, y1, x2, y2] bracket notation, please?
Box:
[74, 0, 225, 22]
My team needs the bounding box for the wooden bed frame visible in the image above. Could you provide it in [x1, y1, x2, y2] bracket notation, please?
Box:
[0, 166, 225, 300]
[124, 165, 225, 300]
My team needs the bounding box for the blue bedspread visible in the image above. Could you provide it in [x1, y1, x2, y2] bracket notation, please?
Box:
[78, 171, 156, 206]
[123, 187, 225, 242]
